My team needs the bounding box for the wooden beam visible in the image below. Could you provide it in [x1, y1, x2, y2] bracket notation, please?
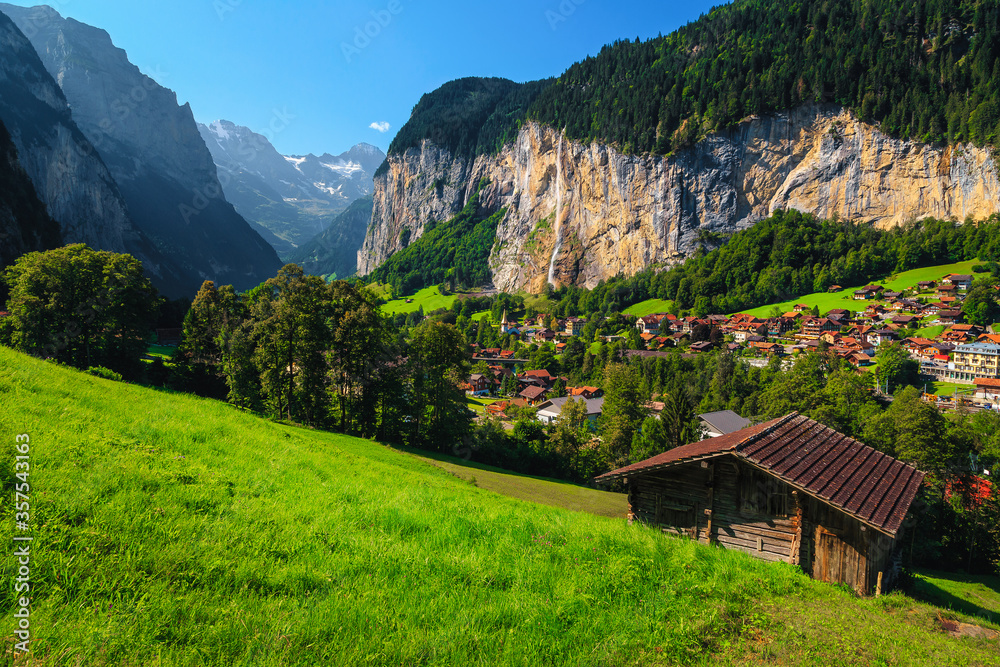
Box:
[706, 461, 716, 545]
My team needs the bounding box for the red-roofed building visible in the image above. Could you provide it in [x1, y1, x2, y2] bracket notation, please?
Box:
[595, 413, 925, 595]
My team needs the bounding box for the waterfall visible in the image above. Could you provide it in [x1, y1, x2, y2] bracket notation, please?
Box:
[547, 133, 564, 286]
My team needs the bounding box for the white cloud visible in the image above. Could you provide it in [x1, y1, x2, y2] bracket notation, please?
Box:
[369, 121, 391, 133]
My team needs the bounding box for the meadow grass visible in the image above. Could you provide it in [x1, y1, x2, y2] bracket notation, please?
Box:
[624, 298, 675, 317]
[0, 347, 998, 665]
[380, 286, 457, 315]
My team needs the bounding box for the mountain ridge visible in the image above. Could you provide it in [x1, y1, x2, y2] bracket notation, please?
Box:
[0, 3, 281, 297]
[198, 118, 384, 257]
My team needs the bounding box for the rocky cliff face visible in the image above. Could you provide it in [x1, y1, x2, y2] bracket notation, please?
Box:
[0, 9, 138, 259]
[359, 105, 1000, 292]
[1, 3, 280, 297]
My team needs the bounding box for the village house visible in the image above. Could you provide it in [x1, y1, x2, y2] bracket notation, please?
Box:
[917, 280, 936, 291]
[827, 284, 843, 292]
[853, 285, 884, 300]
[942, 274, 973, 291]
[698, 410, 751, 438]
[938, 309, 964, 325]
[867, 329, 897, 346]
[595, 413, 925, 595]
[518, 385, 550, 405]
[973, 378, 1000, 404]
[690, 341, 714, 353]
[466, 374, 492, 396]
[636, 315, 663, 335]
[536, 396, 604, 426]
[793, 304, 811, 312]
[799, 317, 840, 339]
[569, 386, 603, 399]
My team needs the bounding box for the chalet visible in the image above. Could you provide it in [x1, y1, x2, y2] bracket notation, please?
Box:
[867, 329, 897, 346]
[793, 304, 811, 312]
[917, 280, 936, 291]
[938, 284, 958, 297]
[569, 385, 603, 399]
[518, 385, 549, 405]
[938, 309, 964, 324]
[726, 342, 742, 353]
[783, 311, 803, 320]
[942, 274, 973, 291]
[536, 396, 604, 425]
[882, 291, 902, 300]
[698, 410, 750, 438]
[486, 398, 529, 419]
[532, 328, 556, 343]
[636, 315, 663, 335]
[949, 324, 983, 339]
[827, 308, 851, 321]
[751, 341, 785, 356]
[690, 341, 714, 353]
[768, 317, 797, 336]
[850, 353, 874, 367]
[595, 413, 925, 595]
[800, 317, 840, 339]
[903, 337, 937, 357]
[467, 374, 491, 396]
[973, 378, 1000, 403]
[853, 285, 883, 300]
[521, 369, 555, 387]
[890, 315, 920, 327]
[827, 285, 843, 292]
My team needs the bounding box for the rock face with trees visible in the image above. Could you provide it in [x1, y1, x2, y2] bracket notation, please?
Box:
[360, 0, 1000, 292]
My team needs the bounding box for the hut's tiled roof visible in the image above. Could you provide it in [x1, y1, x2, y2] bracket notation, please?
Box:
[595, 413, 924, 536]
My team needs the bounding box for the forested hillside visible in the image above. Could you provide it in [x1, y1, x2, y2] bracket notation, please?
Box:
[543, 211, 1000, 317]
[386, 0, 1000, 161]
[534, 0, 1000, 153]
[367, 185, 505, 294]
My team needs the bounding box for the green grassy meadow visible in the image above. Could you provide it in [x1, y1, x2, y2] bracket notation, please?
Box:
[741, 260, 981, 318]
[1, 347, 998, 665]
[380, 285, 458, 315]
[624, 298, 675, 317]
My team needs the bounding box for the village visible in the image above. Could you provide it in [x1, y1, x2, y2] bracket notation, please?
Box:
[463, 272, 1000, 425]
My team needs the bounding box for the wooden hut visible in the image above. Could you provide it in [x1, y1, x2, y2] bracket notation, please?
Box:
[595, 413, 925, 595]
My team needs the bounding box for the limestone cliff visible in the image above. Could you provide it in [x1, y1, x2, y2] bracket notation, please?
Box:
[358, 105, 1000, 292]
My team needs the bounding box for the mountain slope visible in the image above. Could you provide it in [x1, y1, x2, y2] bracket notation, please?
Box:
[0, 9, 152, 268]
[0, 4, 281, 297]
[0, 116, 61, 268]
[529, 0, 1000, 154]
[0, 345, 996, 665]
[199, 119, 384, 257]
[289, 195, 373, 279]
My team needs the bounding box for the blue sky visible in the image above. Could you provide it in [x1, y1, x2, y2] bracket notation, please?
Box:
[2, 0, 722, 156]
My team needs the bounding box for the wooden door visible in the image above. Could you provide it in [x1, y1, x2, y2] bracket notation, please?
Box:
[814, 527, 867, 593]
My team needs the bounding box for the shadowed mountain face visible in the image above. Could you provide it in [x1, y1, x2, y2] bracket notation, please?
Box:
[0, 116, 61, 269]
[0, 9, 142, 258]
[0, 4, 281, 298]
[289, 196, 373, 280]
[198, 119, 384, 258]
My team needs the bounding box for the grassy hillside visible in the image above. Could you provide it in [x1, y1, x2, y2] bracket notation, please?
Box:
[741, 260, 980, 317]
[1, 347, 998, 665]
[624, 298, 675, 318]
[380, 285, 457, 315]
